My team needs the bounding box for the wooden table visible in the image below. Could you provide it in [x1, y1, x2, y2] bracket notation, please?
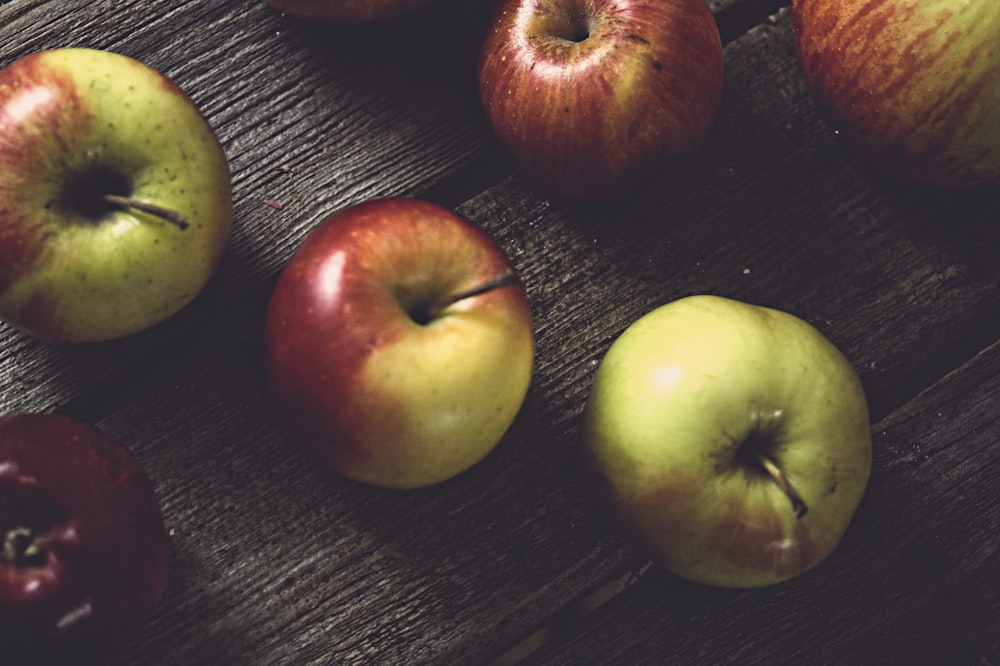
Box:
[2, 0, 999, 663]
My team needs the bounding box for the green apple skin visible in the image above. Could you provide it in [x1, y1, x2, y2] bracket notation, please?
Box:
[581, 295, 872, 588]
[792, 0, 1000, 189]
[260, 0, 437, 22]
[0, 48, 233, 342]
[266, 198, 535, 489]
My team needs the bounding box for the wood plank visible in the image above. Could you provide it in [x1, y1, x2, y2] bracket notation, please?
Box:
[76, 7, 1000, 664]
[2, 0, 999, 663]
[523, 340, 1000, 665]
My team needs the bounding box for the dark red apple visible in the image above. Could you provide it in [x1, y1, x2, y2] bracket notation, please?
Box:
[792, 0, 1000, 189]
[0, 413, 170, 663]
[478, 0, 724, 201]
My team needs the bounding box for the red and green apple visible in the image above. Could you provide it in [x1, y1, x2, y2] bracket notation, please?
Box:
[265, 198, 535, 489]
[0, 48, 233, 342]
[582, 295, 872, 587]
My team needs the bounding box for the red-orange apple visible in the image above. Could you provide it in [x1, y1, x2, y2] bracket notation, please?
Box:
[265, 198, 535, 489]
[478, 0, 724, 200]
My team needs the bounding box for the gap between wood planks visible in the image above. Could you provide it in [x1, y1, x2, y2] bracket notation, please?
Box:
[714, 0, 790, 46]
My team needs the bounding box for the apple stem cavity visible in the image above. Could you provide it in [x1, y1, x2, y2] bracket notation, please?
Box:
[754, 452, 808, 519]
[103, 194, 190, 230]
[2, 527, 47, 568]
[420, 271, 519, 323]
[565, 12, 591, 42]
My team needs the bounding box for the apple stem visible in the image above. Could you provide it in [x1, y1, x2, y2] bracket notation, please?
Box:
[428, 270, 519, 317]
[754, 452, 808, 518]
[2, 527, 46, 567]
[103, 194, 190, 230]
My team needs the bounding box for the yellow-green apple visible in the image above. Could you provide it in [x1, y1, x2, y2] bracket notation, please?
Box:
[0, 48, 233, 342]
[581, 295, 872, 587]
[265, 198, 535, 489]
[0, 413, 170, 663]
[792, 0, 1000, 189]
[478, 0, 724, 201]
[260, 0, 438, 22]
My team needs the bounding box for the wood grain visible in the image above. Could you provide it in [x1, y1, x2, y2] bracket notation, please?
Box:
[1, 0, 998, 664]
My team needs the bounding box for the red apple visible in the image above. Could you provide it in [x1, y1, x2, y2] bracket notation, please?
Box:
[792, 0, 1000, 189]
[478, 0, 724, 201]
[260, 0, 438, 22]
[265, 198, 535, 489]
[0, 413, 170, 663]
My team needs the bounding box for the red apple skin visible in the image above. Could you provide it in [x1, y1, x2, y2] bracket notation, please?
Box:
[265, 198, 534, 488]
[0, 414, 170, 663]
[792, 0, 1000, 189]
[478, 0, 724, 201]
[260, 0, 436, 22]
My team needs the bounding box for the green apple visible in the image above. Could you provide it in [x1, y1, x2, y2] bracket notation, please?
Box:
[265, 198, 535, 489]
[582, 295, 872, 587]
[0, 48, 233, 342]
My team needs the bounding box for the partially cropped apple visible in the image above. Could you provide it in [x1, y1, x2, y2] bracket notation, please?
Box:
[478, 0, 723, 200]
[792, 0, 1000, 189]
[266, 198, 535, 489]
[260, 0, 437, 22]
[582, 295, 872, 588]
[0, 413, 170, 663]
[0, 48, 233, 342]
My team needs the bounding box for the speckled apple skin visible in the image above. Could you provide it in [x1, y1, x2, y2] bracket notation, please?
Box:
[0, 48, 233, 342]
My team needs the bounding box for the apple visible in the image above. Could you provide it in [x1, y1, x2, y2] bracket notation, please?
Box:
[260, 0, 438, 22]
[581, 295, 872, 587]
[0, 413, 170, 663]
[265, 197, 535, 489]
[0, 48, 233, 342]
[792, 0, 1000, 189]
[478, 0, 724, 201]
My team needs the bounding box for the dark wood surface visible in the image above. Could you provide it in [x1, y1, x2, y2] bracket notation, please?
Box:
[2, 0, 998, 664]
